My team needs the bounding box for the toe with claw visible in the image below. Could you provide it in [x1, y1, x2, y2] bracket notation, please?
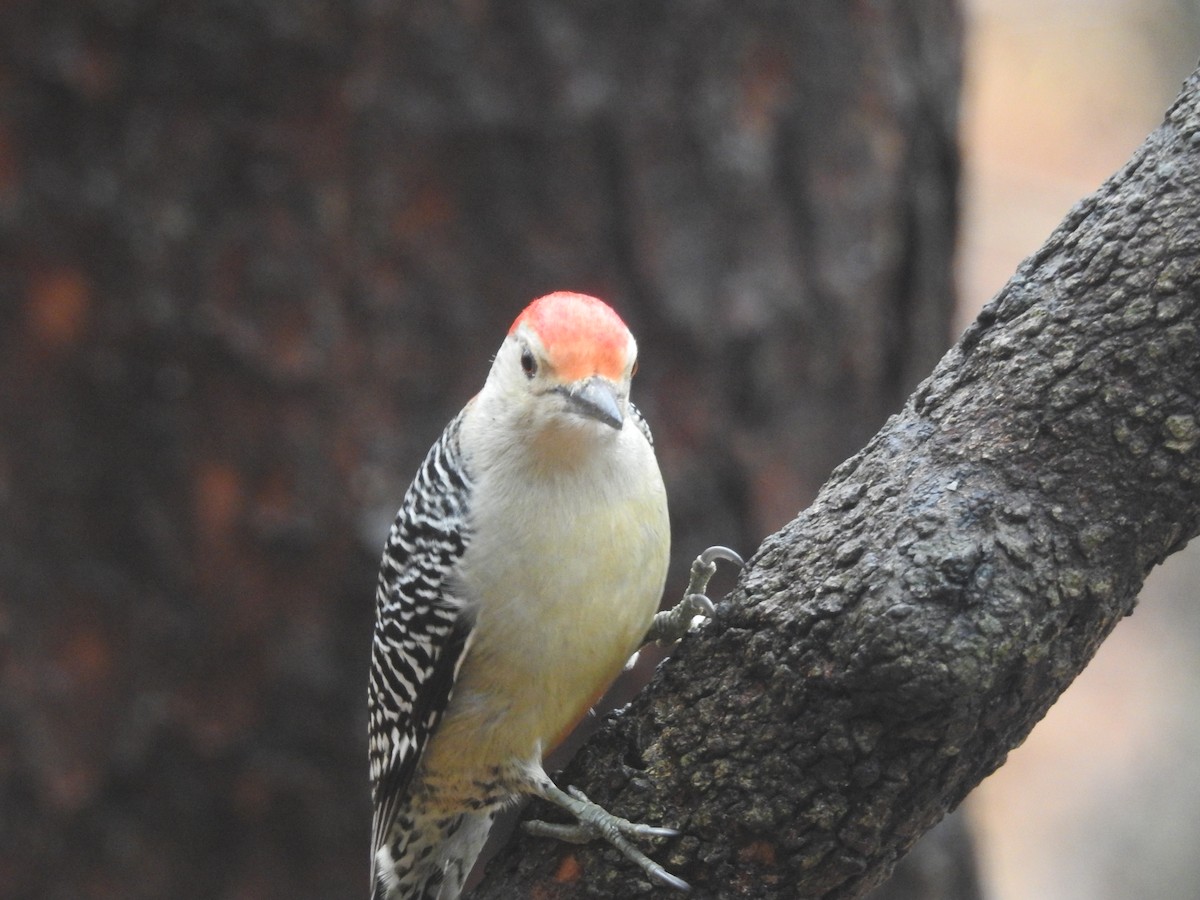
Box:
[646, 545, 743, 646]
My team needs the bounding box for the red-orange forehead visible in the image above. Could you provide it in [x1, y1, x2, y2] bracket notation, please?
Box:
[509, 292, 633, 381]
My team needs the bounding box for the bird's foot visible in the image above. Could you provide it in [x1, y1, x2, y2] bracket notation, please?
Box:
[524, 784, 689, 891]
[645, 545, 743, 646]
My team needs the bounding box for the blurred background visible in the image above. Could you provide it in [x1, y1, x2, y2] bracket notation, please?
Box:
[960, 1, 1200, 898]
[0, 1, 1197, 898]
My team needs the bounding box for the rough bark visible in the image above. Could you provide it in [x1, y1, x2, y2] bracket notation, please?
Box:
[473, 68, 1200, 899]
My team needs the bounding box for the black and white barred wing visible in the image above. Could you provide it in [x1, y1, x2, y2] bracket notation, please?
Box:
[369, 409, 474, 856]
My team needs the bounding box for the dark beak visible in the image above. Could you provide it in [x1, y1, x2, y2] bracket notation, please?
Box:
[559, 378, 624, 430]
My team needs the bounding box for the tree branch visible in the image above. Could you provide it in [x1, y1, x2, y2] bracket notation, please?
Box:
[475, 66, 1200, 899]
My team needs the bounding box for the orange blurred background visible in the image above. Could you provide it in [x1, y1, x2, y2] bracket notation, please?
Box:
[959, 2, 1200, 898]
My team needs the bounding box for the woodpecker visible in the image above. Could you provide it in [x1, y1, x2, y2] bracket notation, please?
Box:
[369, 291, 740, 899]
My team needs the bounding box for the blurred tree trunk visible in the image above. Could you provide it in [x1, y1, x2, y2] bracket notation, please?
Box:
[0, 2, 961, 898]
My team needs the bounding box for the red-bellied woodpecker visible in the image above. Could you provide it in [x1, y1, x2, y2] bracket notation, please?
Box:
[368, 291, 740, 899]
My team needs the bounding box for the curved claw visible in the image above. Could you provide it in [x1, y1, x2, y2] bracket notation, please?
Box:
[648, 864, 691, 892]
[698, 545, 744, 568]
[681, 593, 716, 619]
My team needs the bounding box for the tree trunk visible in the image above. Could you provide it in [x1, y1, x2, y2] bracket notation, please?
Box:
[473, 67, 1200, 898]
[0, 3, 960, 898]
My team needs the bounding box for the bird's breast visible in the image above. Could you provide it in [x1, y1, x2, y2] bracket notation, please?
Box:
[423, 430, 670, 786]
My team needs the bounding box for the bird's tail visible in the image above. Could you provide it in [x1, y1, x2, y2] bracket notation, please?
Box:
[372, 809, 496, 900]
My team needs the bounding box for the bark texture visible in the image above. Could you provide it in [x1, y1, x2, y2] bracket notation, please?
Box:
[474, 68, 1200, 898]
[0, 3, 961, 899]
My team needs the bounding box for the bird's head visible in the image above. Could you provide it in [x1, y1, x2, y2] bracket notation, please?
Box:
[485, 292, 638, 441]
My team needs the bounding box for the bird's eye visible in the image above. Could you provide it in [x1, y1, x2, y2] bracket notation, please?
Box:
[520, 349, 537, 378]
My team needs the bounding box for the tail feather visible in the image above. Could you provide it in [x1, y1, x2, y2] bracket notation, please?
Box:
[372, 809, 496, 900]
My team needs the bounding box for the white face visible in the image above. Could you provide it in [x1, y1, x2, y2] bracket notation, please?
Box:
[473, 326, 635, 462]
